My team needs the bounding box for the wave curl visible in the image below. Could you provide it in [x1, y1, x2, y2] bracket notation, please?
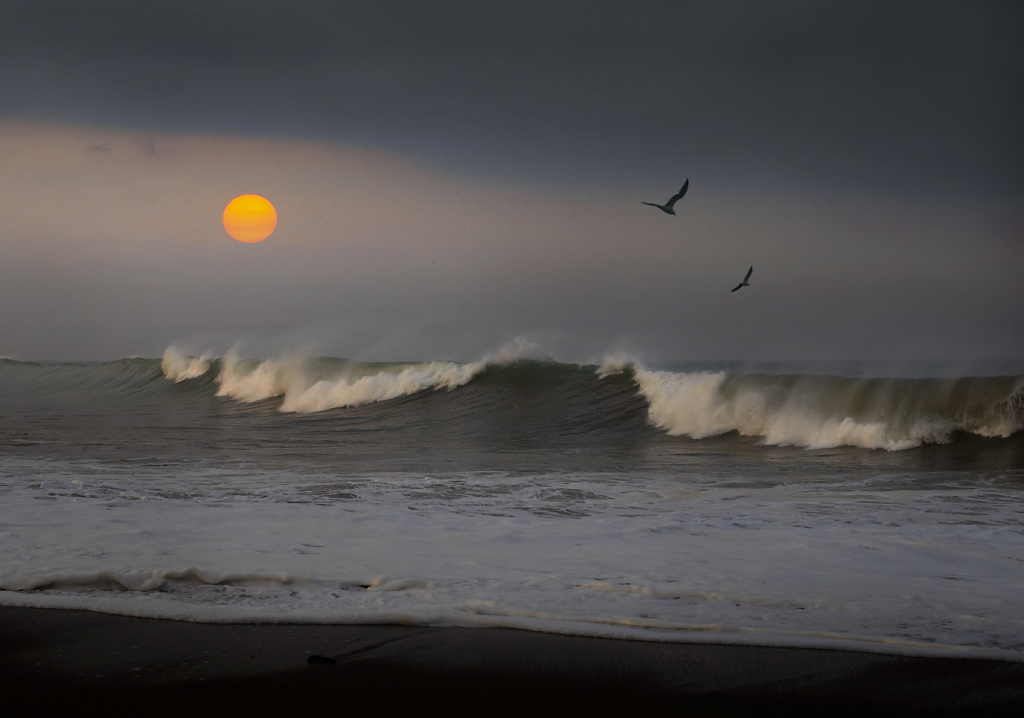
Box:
[602, 361, 1024, 450]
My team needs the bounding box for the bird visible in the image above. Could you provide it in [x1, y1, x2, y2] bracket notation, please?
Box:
[642, 179, 689, 215]
[731, 266, 753, 292]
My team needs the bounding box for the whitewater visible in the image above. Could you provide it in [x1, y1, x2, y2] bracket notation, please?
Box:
[1, 346, 1022, 660]
[158, 346, 1024, 450]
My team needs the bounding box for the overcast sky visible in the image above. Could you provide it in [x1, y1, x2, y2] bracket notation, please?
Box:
[1, 1, 1021, 363]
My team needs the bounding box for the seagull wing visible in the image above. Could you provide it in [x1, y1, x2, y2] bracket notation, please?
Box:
[665, 179, 689, 207]
[744, 266, 753, 282]
[731, 284, 743, 292]
[641, 202, 663, 209]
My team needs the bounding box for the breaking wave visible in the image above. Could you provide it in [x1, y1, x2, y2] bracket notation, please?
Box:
[162, 339, 545, 413]
[600, 359, 1024, 450]
[2, 347, 1020, 451]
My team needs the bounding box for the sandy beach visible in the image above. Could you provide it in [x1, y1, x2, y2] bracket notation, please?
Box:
[1, 606, 1021, 716]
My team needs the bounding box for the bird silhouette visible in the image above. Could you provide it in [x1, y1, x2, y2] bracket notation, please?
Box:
[642, 180, 689, 215]
[731, 266, 753, 292]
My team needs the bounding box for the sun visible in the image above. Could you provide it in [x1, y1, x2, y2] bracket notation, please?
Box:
[223, 195, 277, 243]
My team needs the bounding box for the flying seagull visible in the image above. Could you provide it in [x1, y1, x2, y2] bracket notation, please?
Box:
[731, 266, 753, 292]
[642, 179, 689, 215]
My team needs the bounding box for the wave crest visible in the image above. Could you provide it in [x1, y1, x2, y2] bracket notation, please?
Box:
[163, 339, 546, 413]
[218, 354, 481, 412]
[613, 361, 1024, 451]
[161, 347, 213, 382]
[154, 344, 1024, 450]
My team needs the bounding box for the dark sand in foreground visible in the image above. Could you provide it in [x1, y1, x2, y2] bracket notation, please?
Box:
[1, 607, 1021, 716]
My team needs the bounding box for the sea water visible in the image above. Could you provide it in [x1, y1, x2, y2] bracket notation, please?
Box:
[1, 345, 1022, 659]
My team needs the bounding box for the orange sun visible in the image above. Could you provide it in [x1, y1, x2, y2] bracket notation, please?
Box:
[223, 194, 277, 243]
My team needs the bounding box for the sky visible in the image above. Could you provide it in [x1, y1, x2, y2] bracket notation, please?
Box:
[1, 1, 1022, 364]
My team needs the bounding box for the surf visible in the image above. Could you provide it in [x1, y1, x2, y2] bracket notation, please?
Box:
[3, 348, 1021, 452]
[603, 360, 1024, 450]
[162, 340, 548, 413]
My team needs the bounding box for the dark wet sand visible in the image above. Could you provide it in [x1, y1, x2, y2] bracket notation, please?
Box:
[1, 607, 1021, 716]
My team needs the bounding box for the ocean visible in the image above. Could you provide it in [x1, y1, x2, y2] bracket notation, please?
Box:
[1, 344, 1022, 660]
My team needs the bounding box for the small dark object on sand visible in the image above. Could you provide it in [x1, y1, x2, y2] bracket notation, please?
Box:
[306, 654, 337, 665]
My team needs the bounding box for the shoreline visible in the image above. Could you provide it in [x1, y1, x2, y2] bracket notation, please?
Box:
[2, 606, 1021, 716]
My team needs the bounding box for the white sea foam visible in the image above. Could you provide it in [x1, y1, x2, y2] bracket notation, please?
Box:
[1, 470, 1021, 659]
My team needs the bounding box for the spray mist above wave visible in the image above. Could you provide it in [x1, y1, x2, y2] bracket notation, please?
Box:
[600, 357, 1024, 451]
[161, 350, 213, 381]
[161, 340, 546, 413]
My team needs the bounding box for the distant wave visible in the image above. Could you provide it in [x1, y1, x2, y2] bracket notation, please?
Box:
[601, 357, 1024, 451]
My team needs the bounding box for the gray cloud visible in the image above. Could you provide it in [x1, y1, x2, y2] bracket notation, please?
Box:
[2, 1, 1021, 196]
